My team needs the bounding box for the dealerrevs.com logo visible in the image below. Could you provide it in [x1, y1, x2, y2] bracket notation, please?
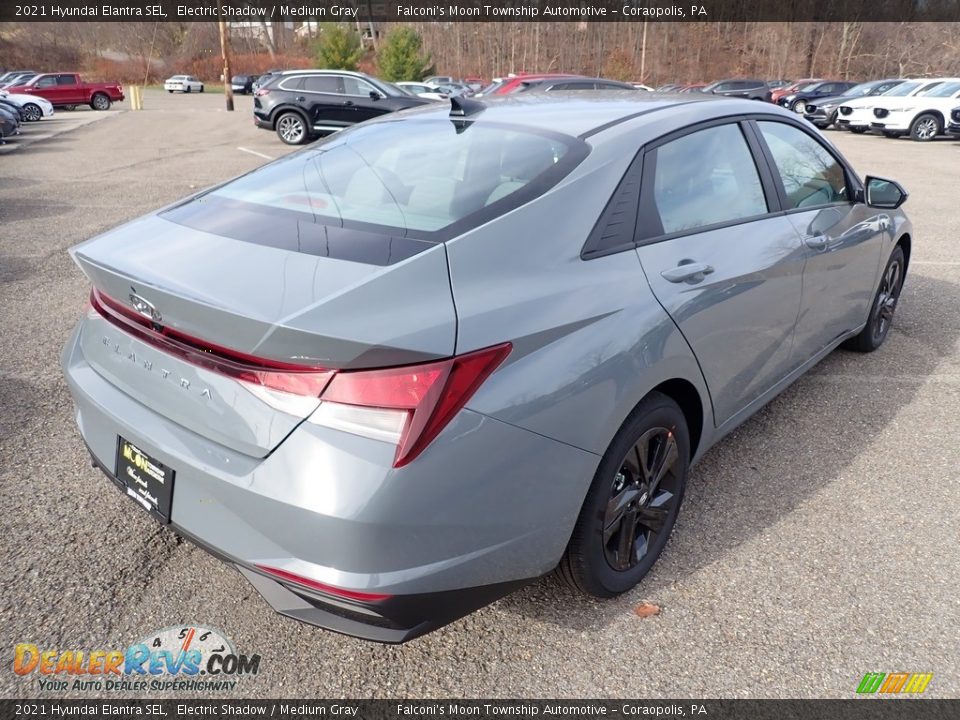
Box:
[14, 625, 261, 692]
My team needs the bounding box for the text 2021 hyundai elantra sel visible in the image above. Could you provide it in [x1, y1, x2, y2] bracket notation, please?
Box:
[62, 95, 911, 642]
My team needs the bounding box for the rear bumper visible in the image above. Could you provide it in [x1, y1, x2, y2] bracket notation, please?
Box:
[253, 111, 274, 130]
[86, 445, 528, 643]
[62, 320, 598, 641]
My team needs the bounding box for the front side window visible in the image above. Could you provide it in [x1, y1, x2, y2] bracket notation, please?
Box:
[649, 123, 768, 236]
[34, 76, 56, 88]
[757, 121, 848, 209]
[343, 76, 377, 97]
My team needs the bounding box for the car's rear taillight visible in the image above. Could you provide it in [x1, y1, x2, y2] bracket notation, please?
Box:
[309, 343, 512, 467]
[90, 288, 510, 466]
[90, 289, 334, 400]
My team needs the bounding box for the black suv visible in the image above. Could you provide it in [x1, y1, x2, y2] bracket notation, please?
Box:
[701, 79, 771, 101]
[254, 70, 430, 145]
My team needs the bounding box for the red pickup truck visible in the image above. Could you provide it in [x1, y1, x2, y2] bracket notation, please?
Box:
[7, 72, 124, 110]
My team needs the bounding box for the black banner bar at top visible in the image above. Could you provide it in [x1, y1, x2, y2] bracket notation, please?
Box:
[2, 699, 960, 719]
[2, 0, 960, 23]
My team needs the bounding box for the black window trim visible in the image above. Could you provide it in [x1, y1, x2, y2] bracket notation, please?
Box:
[581, 111, 867, 260]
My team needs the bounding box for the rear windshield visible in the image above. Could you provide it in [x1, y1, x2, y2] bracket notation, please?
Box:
[197, 120, 584, 235]
[161, 120, 588, 260]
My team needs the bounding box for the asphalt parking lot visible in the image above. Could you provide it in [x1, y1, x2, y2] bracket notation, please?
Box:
[1, 89, 958, 699]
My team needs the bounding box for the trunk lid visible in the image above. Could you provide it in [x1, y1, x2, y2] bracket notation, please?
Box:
[72, 213, 455, 458]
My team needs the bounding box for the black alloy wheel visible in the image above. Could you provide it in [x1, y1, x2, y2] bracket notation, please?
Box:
[603, 427, 682, 572]
[558, 391, 690, 597]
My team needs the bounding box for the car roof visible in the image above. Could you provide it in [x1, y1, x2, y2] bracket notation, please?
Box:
[278, 69, 371, 78]
[375, 93, 791, 139]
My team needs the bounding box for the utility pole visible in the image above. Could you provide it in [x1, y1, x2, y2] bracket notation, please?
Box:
[217, 0, 234, 111]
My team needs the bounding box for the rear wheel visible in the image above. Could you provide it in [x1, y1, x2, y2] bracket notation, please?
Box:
[850, 126, 867, 134]
[91, 93, 110, 111]
[184, 86, 191, 94]
[22, 103, 42, 122]
[843, 246, 905, 353]
[558, 392, 690, 597]
[275, 112, 310, 145]
[909, 113, 940, 141]
[199, 85, 204, 93]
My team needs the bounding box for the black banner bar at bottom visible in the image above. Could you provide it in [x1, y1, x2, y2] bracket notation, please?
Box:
[3, 699, 958, 720]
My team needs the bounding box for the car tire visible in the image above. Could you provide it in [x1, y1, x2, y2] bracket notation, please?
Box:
[843, 246, 906, 353]
[199, 85, 204, 93]
[882, 131, 902, 139]
[909, 113, 940, 142]
[63, 104, 77, 111]
[91, 93, 110, 111]
[167, 90, 173, 93]
[22, 103, 42, 122]
[275, 111, 310, 145]
[185, 86, 191, 94]
[557, 391, 690, 598]
[791, 99, 806, 114]
[827, 110, 838, 128]
[849, 126, 867, 134]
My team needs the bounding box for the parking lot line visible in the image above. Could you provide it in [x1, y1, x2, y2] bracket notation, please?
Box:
[237, 146, 273, 160]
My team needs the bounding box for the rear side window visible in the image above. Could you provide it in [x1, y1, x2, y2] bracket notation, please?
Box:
[757, 121, 848, 209]
[57, 75, 77, 86]
[303, 75, 342, 94]
[647, 123, 768, 236]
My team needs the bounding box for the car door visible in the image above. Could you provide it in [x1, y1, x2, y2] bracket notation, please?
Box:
[298, 74, 351, 127]
[55, 74, 82, 103]
[634, 120, 807, 426]
[31, 74, 57, 102]
[341, 75, 389, 122]
[751, 119, 886, 360]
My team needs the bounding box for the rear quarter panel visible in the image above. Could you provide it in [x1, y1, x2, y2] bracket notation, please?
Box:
[447, 125, 712, 460]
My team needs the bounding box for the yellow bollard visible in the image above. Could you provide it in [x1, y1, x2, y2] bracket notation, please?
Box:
[130, 86, 143, 111]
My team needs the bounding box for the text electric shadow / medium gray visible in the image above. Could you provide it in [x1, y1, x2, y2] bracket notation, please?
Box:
[62, 94, 912, 642]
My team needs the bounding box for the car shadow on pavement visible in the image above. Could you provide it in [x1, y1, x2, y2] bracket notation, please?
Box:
[496, 270, 960, 633]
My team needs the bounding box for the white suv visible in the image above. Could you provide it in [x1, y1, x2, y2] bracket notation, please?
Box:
[837, 78, 948, 134]
[870, 79, 960, 141]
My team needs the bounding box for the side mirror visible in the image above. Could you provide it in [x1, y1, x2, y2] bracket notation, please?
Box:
[864, 176, 908, 209]
[369, 90, 382, 101]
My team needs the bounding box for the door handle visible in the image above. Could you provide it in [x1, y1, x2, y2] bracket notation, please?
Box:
[343, 100, 355, 106]
[296, 96, 305, 102]
[661, 263, 715, 284]
[804, 233, 829, 251]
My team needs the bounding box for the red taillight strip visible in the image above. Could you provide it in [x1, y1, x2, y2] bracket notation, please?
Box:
[255, 565, 392, 603]
[90, 288, 334, 397]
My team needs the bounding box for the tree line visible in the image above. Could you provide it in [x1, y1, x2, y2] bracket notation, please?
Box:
[1, 21, 958, 84]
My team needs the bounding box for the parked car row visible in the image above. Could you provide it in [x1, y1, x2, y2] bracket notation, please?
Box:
[0, 70, 54, 143]
[0, 69, 123, 111]
[655, 73, 960, 142]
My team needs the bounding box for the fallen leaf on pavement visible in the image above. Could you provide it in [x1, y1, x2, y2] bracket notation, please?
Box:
[633, 602, 661, 618]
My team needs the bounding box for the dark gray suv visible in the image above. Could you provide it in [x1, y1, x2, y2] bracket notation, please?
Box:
[253, 69, 430, 144]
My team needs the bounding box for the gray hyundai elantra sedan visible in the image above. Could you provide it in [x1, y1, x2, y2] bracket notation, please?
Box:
[62, 94, 911, 642]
